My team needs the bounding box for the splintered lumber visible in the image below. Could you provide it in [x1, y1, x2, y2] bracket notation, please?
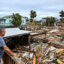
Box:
[36, 53, 41, 57]
[48, 41, 64, 48]
[33, 54, 36, 64]
[55, 49, 64, 60]
[57, 59, 64, 64]
[55, 49, 64, 53]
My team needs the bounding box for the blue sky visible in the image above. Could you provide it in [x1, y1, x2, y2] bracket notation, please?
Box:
[0, 0, 64, 20]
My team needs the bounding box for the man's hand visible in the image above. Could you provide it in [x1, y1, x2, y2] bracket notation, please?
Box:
[12, 53, 19, 57]
[2, 45, 19, 57]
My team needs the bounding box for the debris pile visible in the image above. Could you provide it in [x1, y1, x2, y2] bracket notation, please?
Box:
[31, 28, 64, 64]
[11, 42, 64, 64]
[4, 27, 64, 64]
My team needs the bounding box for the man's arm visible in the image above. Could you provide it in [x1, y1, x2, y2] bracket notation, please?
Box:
[0, 37, 18, 56]
[2, 45, 17, 56]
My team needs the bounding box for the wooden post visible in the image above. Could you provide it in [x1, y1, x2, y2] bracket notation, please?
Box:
[28, 34, 31, 50]
[33, 54, 36, 64]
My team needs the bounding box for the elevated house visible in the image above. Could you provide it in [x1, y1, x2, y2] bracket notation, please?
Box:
[0, 16, 13, 27]
[41, 18, 46, 22]
[41, 18, 47, 26]
[0, 15, 28, 28]
[20, 17, 29, 29]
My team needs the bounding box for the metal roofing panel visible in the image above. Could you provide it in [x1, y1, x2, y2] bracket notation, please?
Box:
[4, 28, 31, 38]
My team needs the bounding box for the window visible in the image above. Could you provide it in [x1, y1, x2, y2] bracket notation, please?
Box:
[22, 20, 24, 23]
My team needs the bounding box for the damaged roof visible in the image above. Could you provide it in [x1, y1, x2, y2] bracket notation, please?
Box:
[4, 28, 31, 38]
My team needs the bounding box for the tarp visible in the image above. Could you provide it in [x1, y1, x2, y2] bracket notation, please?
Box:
[4, 28, 31, 38]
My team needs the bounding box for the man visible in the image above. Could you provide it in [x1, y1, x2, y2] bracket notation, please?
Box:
[0, 28, 18, 64]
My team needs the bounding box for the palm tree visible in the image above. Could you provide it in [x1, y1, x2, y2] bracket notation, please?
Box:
[46, 17, 56, 26]
[60, 10, 64, 22]
[30, 10, 37, 23]
[46, 17, 50, 26]
[50, 17, 56, 26]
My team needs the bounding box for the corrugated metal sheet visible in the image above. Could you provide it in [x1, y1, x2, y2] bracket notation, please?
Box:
[4, 28, 31, 38]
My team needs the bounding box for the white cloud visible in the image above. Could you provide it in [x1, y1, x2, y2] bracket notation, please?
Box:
[0, 10, 30, 18]
[39, 13, 58, 18]
[0, 0, 64, 19]
[37, 11, 59, 18]
[41, 5, 64, 10]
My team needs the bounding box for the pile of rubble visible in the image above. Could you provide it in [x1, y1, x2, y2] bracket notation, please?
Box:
[11, 41, 64, 64]
[31, 28, 64, 64]
[5, 28, 64, 64]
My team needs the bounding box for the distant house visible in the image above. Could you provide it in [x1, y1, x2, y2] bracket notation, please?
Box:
[41, 18, 46, 22]
[0, 17, 13, 27]
[41, 18, 47, 26]
[0, 16, 28, 28]
[19, 17, 29, 29]
[21, 17, 28, 26]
